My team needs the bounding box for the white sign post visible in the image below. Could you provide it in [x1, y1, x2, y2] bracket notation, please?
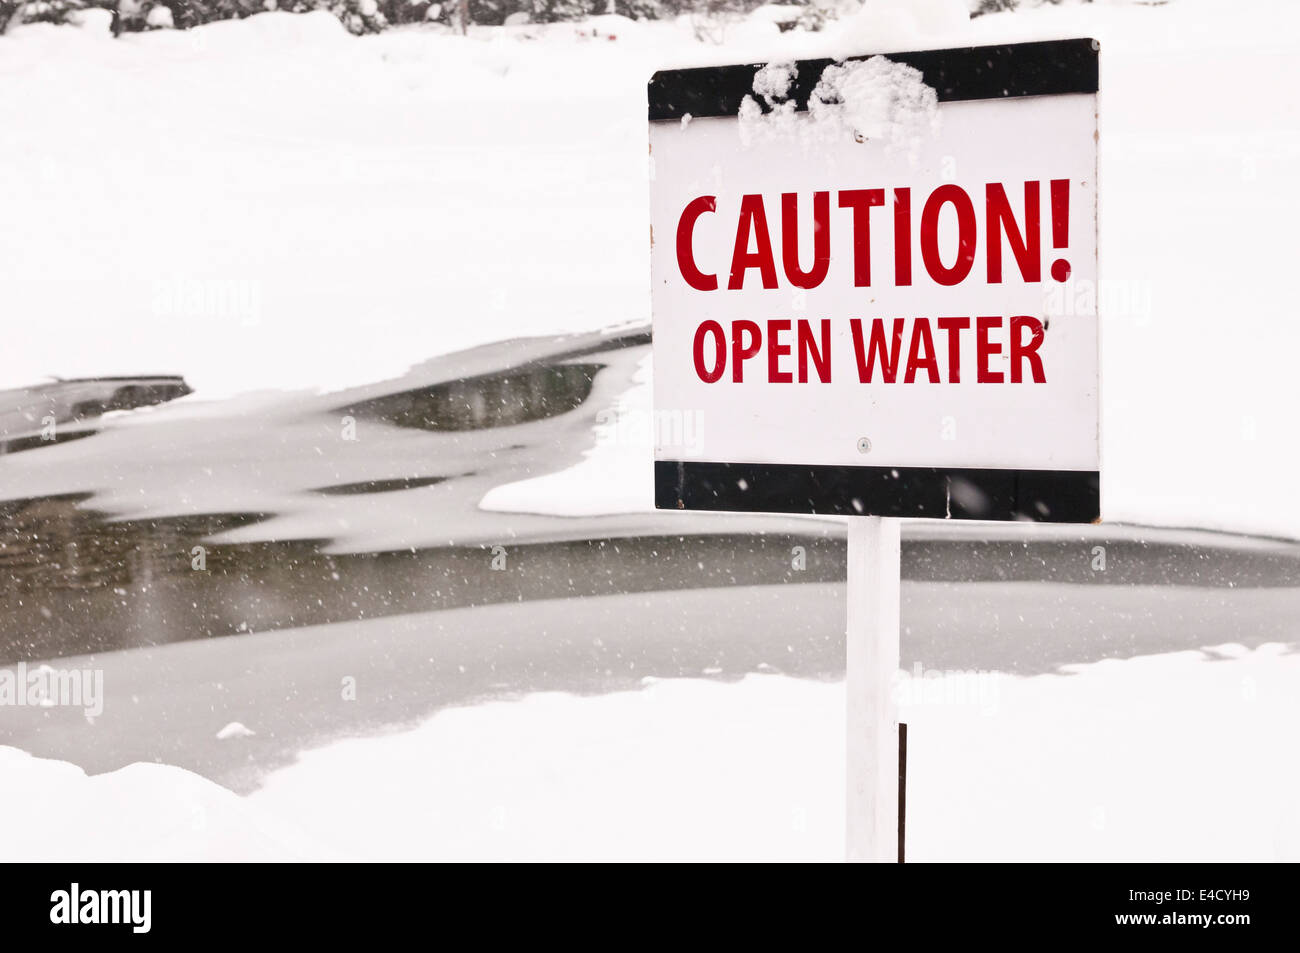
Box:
[845, 516, 900, 862]
[648, 39, 1100, 862]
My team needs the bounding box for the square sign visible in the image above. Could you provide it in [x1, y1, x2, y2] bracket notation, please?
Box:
[648, 39, 1100, 522]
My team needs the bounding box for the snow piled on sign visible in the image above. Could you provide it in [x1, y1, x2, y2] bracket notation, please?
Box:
[808, 56, 939, 159]
[752, 60, 797, 102]
[740, 55, 939, 158]
[738, 61, 799, 147]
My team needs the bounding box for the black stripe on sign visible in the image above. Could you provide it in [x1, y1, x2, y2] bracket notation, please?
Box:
[654, 461, 1100, 523]
[647, 38, 1099, 122]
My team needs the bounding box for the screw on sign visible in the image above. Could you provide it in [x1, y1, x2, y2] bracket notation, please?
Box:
[647, 40, 1101, 862]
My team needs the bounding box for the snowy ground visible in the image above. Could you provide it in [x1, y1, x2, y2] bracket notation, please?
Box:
[249, 645, 1300, 862]
[5, 640, 1298, 862]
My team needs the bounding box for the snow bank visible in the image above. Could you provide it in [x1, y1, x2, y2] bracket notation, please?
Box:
[242, 642, 1299, 861]
[0, 747, 334, 861]
[479, 353, 655, 517]
[0, 11, 655, 401]
[6, 638, 1297, 860]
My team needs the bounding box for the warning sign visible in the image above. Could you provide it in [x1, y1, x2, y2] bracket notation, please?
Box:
[648, 39, 1100, 521]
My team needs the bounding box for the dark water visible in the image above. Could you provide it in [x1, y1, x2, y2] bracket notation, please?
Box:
[0, 490, 840, 663]
[2, 485, 1298, 665]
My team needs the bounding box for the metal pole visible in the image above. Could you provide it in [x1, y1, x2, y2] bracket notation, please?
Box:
[898, 722, 908, 864]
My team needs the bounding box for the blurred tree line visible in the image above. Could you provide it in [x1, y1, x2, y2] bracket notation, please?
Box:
[1, 0, 1071, 36]
[0, 0, 905, 36]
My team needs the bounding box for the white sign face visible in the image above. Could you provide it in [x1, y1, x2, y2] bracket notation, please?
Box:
[649, 41, 1100, 522]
